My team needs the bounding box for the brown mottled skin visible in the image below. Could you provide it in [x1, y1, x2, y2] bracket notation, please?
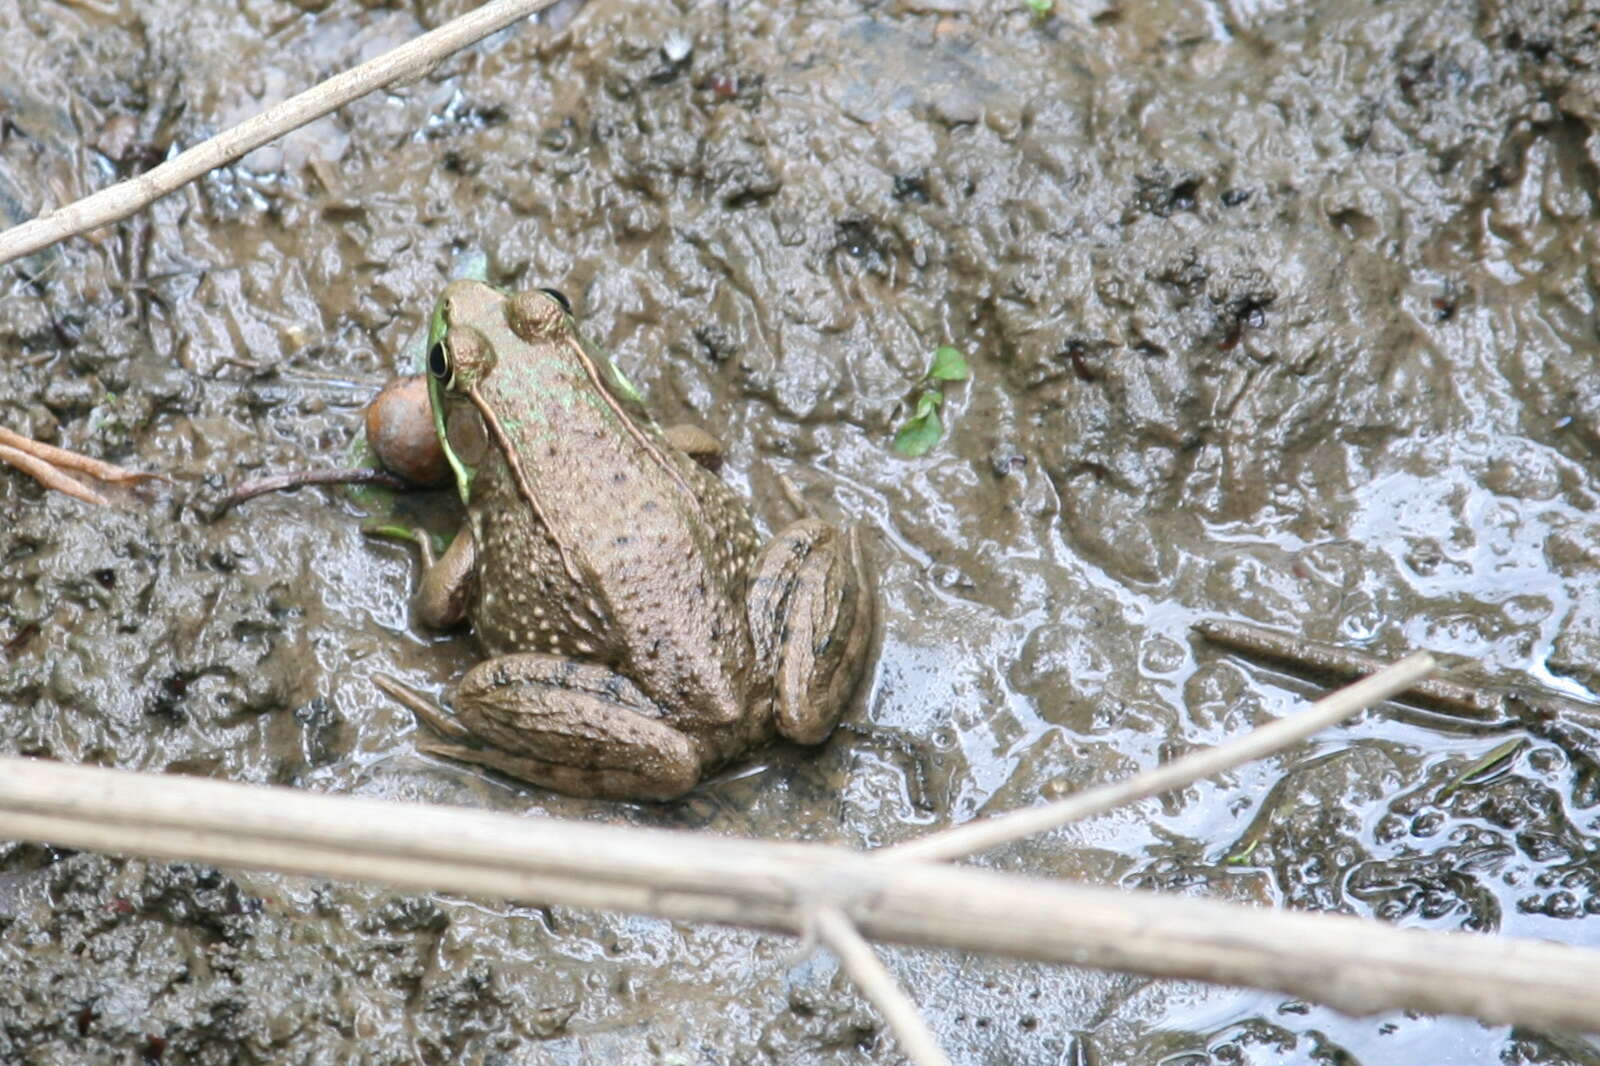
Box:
[377, 280, 874, 800]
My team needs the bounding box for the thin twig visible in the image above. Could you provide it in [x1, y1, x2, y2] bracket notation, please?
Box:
[881, 651, 1435, 863]
[0, 0, 562, 267]
[1, 752, 1597, 1031]
[0, 425, 167, 507]
[0, 426, 162, 485]
[217, 467, 412, 514]
[0, 443, 111, 506]
[811, 906, 954, 1066]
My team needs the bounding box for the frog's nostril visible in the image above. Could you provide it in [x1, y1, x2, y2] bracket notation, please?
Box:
[428, 342, 449, 379]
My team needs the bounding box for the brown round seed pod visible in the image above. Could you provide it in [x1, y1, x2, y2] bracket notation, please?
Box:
[364, 375, 448, 487]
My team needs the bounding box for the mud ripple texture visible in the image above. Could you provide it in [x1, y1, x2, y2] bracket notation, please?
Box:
[4, 0, 1600, 1062]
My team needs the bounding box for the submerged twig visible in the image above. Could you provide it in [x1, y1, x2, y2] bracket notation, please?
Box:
[1194, 618, 1503, 720]
[1438, 737, 1526, 802]
[881, 652, 1436, 864]
[0, 0, 562, 267]
[1196, 617, 1504, 717]
[0, 752, 1597, 1031]
[1195, 617, 1600, 727]
[811, 907, 953, 1066]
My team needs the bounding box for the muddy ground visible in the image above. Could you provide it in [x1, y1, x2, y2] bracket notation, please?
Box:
[4, 0, 1600, 1062]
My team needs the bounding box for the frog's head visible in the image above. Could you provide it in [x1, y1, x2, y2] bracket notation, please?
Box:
[427, 280, 501, 396]
[425, 279, 508, 504]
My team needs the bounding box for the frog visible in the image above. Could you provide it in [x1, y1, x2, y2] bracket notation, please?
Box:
[374, 279, 874, 801]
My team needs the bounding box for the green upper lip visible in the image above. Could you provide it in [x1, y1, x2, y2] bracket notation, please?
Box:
[429, 364, 474, 505]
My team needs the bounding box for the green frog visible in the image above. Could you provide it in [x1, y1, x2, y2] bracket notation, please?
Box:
[375, 280, 874, 801]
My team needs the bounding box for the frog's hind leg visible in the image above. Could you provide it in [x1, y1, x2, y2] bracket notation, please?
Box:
[412, 740, 691, 802]
[746, 520, 875, 746]
[437, 655, 702, 801]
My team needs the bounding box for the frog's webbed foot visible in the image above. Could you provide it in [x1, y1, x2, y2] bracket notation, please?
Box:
[746, 520, 875, 746]
[379, 656, 703, 801]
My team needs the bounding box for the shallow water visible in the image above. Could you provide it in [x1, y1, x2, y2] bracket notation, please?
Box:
[4, 0, 1600, 1061]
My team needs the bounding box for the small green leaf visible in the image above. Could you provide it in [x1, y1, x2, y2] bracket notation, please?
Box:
[893, 389, 945, 457]
[361, 522, 428, 547]
[344, 434, 397, 511]
[1024, 0, 1053, 15]
[928, 346, 970, 382]
[605, 356, 647, 406]
[893, 411, 943, 457]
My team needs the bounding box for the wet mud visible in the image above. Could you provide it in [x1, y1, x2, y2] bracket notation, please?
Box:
[4, 0, 1600, 1062]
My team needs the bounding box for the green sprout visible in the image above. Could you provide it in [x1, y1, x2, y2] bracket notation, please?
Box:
[1024, 0, 1053, 15]
[893, 346, 971, 458]
[1225, 838, 1261, 866]
[928, 345, 970, 382]
[893, 389, 944, 458]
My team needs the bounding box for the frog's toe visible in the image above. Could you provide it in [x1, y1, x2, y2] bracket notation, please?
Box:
[416, 739, 698, 801]
[373, 673, 473, 742]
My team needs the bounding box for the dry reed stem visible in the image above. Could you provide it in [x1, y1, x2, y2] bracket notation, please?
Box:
[0, 0, 560, 267]
[0, 741, 1597, 1031]
[885, 651, 1436, 863]
[811, 906, 954, 1066]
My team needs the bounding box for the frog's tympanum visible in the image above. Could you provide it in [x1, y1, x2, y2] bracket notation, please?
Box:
[376, 281, 874, 800]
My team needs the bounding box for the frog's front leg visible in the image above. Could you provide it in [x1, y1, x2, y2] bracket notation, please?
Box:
[368, 521, 477, 629]
[377, 655, 702, 801]
[413, 525, 475, 629]
[746, 520, 875, 745]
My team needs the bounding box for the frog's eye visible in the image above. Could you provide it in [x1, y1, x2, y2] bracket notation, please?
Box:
[427, 340, 449, 381]
[539, 287, 572, 315]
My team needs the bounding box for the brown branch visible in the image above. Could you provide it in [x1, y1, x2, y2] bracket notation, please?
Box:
[0, 442, 111, 506]
[216, 467, 412, 515]
[0, 426, 162, 486]
[1195, 617, 1600, 727]
[1194, 618, 1503, 720]
[0, 753, 1595, 1032]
